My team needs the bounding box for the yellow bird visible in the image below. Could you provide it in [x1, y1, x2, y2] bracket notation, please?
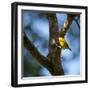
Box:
[57, 37, 72, 51]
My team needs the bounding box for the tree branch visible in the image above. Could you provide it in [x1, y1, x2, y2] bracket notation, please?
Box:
[47, 13, 64, 75]
[46, 13, 78, 75]
[24, 13, 78, 76]
[24, 32, 52, 72]
[59, 14, 78, 37]
[74, 18, 80, 29]
[47, 13, 59, 54]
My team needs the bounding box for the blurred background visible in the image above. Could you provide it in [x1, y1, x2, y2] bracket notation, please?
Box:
[22, 11, 80, 77]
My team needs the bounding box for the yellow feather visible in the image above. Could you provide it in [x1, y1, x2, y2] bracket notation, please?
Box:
[58, 37, 65, 42]
[60, 41, 64, 47]
[58, 37, 66, 48]
[58, 37, 71, 50]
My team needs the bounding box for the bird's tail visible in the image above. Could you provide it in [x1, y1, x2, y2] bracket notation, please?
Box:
[68, 47, 72, 51]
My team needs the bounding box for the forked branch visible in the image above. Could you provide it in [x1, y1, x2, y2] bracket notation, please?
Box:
[24, 13, 78, 76]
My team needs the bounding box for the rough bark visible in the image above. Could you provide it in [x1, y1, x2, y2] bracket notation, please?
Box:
[46, 13, 64, 75]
